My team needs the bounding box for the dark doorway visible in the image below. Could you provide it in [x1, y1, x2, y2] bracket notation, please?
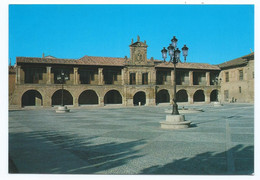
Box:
[104, 90, 122, 104]
[176, 89, 188, 102]
[194, 90, 205, 102]
[78, 90, 98, 105]
[210, 90, 218, 102]
[156, 89, 170, 104]
[133, 91, 146, 105]
[22, 90, 42, 107]
[52, 89, 73, 106]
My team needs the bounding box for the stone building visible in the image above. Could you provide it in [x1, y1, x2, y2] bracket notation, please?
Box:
[9, 37, 225, 108]
[219, 52, 254, 103]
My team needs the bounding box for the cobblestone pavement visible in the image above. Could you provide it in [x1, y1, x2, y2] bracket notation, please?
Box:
[9, 103, 254, 175]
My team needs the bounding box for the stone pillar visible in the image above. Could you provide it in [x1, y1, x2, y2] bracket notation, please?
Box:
[99, 96, 104, 106]
[189, 71, 193, 86]
[188, 93, 194, 104]
[206, 72, 210, 86]
[16, 65, 21, 84]
[136, 71, 141, 85]
[171, 70, 174, 86]
[205, 93, 210, 103]
[73, 67, 79, 85]
[46, 66, 52, 84]
[121, 68, 125, 85]
[74, 97, 79, 107]
[151, 69, 156, 85]
[98, 68, 104, 85]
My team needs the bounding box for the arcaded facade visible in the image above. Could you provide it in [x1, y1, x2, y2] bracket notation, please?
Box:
[9, 37, 230, 108]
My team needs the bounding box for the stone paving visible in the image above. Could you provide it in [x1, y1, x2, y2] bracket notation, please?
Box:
[9, 103, 254, 175]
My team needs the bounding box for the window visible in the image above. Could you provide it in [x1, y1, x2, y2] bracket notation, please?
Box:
[239, 70, 243, 80]
[142, 73, 148, 85]
[104, 70, 118, 84]
[80, 70, 94, 84]
[130, 73, 136, 85]
[239, 86, 242, 93]
[25, 68, 44, 84]
[225, 72, 229, 82]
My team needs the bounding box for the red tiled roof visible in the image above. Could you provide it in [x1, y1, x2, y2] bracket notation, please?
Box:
[78, 56, 125, 66]
[16, 56, 220, 70]
[16, 56, 126, 67]
[218, 52, 254, 69]
[155, 61, 220, 70]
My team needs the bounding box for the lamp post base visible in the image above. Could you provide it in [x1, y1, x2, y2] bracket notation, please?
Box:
[160, 114, 191, 129]
[55, 105, 70, 113]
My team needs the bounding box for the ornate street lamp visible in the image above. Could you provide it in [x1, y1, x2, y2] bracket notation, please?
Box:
[55, 70, 70, 113]
[57, 70, 69, 106]
[161, 36, 189, 115]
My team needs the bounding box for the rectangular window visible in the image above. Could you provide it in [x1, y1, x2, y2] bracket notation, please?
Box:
[25, 68, 44, 84]
[239, 70, 243, 80]
[79, 70, 94, 84]
[142, 73, 148, 85]
[239, 86, 242, 93]
[225, 72, 229, 82]
[130, 73, 136, 85]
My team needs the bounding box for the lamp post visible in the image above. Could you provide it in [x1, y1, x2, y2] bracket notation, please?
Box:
[55, 70, 70, 113]
[161, 36, 189, 115]
[57, 70, 69, 106]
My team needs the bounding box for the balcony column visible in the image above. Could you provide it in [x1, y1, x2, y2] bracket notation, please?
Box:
[171, 70, 175, 86]
[73, 67, 79, 85]
[151, 69, 156, 85]
[98, 68, 104, 85]
[189, 71, 193, 86]
[121, 68, 125, 85]
[46, 66, 52, 84]
[16, 65, 21, 84]
[206, 72, 210, 86]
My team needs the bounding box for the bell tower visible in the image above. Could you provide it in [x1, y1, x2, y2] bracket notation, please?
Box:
[129, 36, 148, 65]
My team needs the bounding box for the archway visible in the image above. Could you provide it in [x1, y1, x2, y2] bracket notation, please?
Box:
[104, 90, 122, 104]
[22, 90, 42, 107]
[78, 90, 98, 105]
[193, 90, 205, 102]
[133, 91, 146, 105]
[176, 89, 188, 102]
[156, 89, 170, 104]
[52, 89, 73, 106]
[210, 89, 218, 102]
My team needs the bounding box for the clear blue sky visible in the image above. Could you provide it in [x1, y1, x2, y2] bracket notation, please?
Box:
[9, 4, 254, 65]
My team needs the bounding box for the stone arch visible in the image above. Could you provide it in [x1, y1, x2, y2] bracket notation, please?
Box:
[104, 90, 122, 105]
[193, 89, 205, 102]
[51, 89, 73, 106]
[133, 91, 146, 106]
[21, 90, 43, 107]
[176, 89, 188, 102]
[156, 89, 170, 104]
[210, 89, 218, 102]
[78, 90, 99, 105]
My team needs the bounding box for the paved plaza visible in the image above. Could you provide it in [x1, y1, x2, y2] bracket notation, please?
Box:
[9, 103, 254, 175]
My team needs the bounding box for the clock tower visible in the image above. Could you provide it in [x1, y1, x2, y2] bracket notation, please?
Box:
[129, 36, 148, 65]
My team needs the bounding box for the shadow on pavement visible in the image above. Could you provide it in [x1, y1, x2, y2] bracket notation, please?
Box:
[9, 130, 145, 174]
[140, 144, 254, 175]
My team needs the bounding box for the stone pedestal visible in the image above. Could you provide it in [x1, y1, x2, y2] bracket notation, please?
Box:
[213, 101, 223, 107]
[55, 106, 70, 113]
[160, 115, 191, 129]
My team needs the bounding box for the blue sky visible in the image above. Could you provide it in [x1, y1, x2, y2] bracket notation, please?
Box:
[9, 4, 254, 65]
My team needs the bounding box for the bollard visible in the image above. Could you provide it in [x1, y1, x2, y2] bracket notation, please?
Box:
[139, 102, 141, 106]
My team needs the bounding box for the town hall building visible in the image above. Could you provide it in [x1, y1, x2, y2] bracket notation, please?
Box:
[8, 37, 254, 108]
